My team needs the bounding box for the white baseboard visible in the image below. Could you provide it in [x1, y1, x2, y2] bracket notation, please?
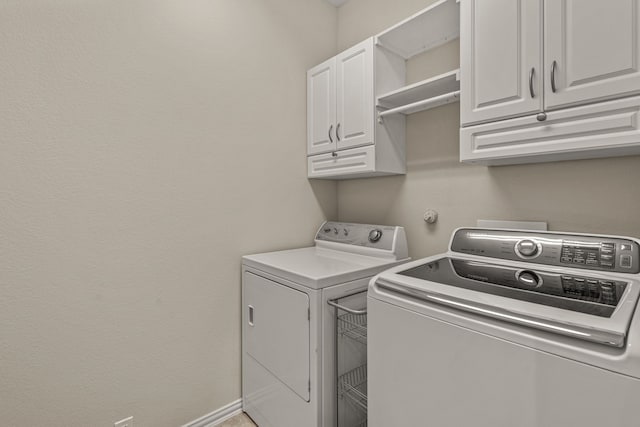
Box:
[182, 399, 243, 427]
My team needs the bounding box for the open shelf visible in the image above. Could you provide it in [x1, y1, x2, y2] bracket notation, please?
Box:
[375, 0, 460, 59]
[377, 69, 460, 117]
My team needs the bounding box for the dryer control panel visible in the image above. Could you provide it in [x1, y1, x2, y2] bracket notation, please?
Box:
[451, 228, 640, 274]
[316, 221, 397, 251]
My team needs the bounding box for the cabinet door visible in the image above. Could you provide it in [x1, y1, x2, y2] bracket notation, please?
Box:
[336, 38, 374, 150]
[545, 0, 640, 110]
[460, 0, 543, 126]
[307, 57, 336, 155]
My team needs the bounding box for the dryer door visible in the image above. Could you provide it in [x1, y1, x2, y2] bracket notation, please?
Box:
[243, 271, 310, 401]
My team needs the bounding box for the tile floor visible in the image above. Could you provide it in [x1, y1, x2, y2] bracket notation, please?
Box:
[218, 412, 257, 427]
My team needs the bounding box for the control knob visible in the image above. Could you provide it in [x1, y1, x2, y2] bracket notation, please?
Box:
[368, 228, 383, 243]
[516, 239, 539, 258]
[516, 270, 541, 288]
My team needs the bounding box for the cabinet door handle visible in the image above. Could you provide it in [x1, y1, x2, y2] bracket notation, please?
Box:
[248, 305, 254, 326]
[529, 67, 536, 98]
[328, 125, 333, 143]
[336, 123, 341, 141]
[551, 60, 558, 93]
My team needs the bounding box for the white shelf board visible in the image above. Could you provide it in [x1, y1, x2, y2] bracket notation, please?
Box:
[378, 90, 459, 117]
[375, 0, 460, 59]
[377, 69, 460, 110]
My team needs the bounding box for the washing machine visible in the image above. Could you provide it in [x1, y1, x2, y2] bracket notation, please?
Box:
[242, 221, 409, 427]
[368, 227, 640, 427]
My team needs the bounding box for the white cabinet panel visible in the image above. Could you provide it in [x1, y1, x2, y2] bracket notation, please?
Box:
[336, 38, 374, 150]
[460, 0, 542, 126]
[460, 95, 640, 165]
[308, 145, 376, 179]
[307, 58, 336, 155]
[243, 272, 310, 401]
[545, 0, 640, 110]
[307, 38, 374, 159]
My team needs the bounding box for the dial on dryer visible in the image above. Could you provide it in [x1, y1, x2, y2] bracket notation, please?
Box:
[369, 229, 383, 243]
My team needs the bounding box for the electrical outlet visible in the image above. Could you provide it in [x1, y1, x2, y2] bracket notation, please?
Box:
[114, 416, 133, 427]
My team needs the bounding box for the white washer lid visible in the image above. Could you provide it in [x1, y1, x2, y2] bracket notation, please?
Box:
[242, 246, 407, 289]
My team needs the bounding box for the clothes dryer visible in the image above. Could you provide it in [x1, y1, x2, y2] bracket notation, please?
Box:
[242, 221, 409, 427]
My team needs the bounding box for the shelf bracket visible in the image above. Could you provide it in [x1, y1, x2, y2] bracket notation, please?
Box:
[375, 105, 390, 124]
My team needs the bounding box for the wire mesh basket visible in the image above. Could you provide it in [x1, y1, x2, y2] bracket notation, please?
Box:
[338, 363, 368, 413]
[329, 290, 368, 427]
[338, 311, 368, 345]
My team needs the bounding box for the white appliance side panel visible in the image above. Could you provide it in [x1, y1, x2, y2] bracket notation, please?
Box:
[368, 297, 640, 427]
[243, 271, 310, 401]
[243, 354, 317, 427]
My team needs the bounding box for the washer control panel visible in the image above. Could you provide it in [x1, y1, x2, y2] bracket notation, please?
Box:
[315, 221, 397, 250]
[560, 274, 626, 306]
[515, 239, 542, 259]
[560, 240, 622, 269]
[446, 258, 627, 309]
[451, 228, 640, 273]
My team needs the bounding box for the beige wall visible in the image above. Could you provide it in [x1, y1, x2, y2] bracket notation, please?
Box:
[0, 1, 336, 426]
[5, 1, 640, 425]
[337, 0, 640, 258]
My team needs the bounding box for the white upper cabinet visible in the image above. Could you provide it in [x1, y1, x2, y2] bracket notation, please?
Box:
[307, 37, 405, 180]
[462, 0, 640, 126]
[336, 39, 375, 150]
[307, 58, 336, 155]
[545, 0, 640, 110]
[460, 0, 640, 165]
[307, 0, 460, 179]
[461, 0, 542, 126]
[308, 39, 374, 157]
